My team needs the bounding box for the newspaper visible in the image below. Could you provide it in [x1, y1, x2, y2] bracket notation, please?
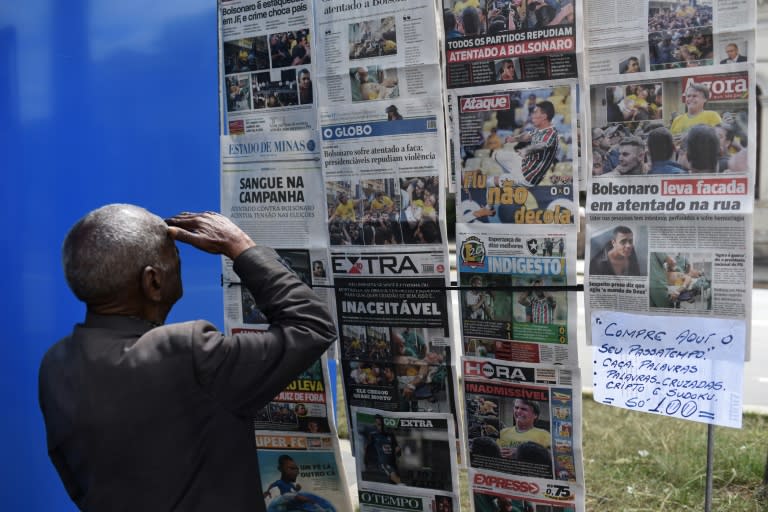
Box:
[220, 131, 334, 329]
[452, 82, 578, 225]
[218, 0, 317, 133]
[585, 0, 755, 77]
[585, 213, 752, 321]
[462, 357, 584, 487]
[456, 225, 578, 366]
[318, 102, 449, 247]
[257, 432, 353, 511]
[351, 407, 460, 495]
[470, 468, 585, 512]
[586, 69, 755, 207]
[313, 0, 442, 106]
[441, 0, 580, 88]
[333, 250, 456, 415]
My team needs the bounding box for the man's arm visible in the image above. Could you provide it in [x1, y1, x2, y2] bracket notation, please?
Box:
[166, 212, 337, 414]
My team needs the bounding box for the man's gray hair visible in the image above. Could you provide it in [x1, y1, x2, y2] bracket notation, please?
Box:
[62, 204, 169, 303]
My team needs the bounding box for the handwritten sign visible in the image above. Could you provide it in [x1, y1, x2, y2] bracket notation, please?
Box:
[591, 310, 745, 428]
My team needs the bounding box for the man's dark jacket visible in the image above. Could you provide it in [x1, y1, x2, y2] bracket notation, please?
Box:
[39, 247, 336, 511]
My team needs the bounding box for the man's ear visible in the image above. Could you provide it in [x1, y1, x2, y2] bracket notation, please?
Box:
[141, 265, 163, 302]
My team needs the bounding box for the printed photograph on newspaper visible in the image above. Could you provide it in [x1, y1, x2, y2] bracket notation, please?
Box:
[252, 358, 334, 434]
[219, 0, 317, 133]
[457, 224, 577, 365]
[442, 0, 577, 88]
[463, 357, 583, 484]
[257, 433, 352, 512]
[326, 175, 444, 246]
[332, 249, 456, 415]
[470, 468, 584, 512]
[454, 83, 577, 225]
[352, 407, 459, 492]
[587, 70, 754, 213]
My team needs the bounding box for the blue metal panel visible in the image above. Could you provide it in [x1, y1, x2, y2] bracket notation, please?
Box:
[0, 1, 222, 508]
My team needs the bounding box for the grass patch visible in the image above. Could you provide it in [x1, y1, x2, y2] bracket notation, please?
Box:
[581, 394, 767, 511]
[334, 377, 768, 510]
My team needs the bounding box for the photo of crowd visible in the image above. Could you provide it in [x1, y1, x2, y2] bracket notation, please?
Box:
[605, 83, 663, 125]
[326, 176, 441, 245]
[269, 29, 311, 69]
[591, 77, 749, 177]
[251, 69, 306, 109]
[223, 37, 269, 74]
[443, 0, 574, 39]
[648, 2, 714, 70]
[349, 17, 397, 60]
[588, 225, 648, 277]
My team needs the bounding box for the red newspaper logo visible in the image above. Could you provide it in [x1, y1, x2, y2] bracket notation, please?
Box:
[681, 73, 748, 101]
[473, 473, 540, 494]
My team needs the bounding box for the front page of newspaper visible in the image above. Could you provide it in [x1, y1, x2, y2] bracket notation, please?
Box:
[333, 250, 456, 416]
[453, 82, 578, 226]
[314, 0, 442, 106]
[321, 112, 448, 247]
[585, 0, 755, 78]
[219, 0, 318, 133]
[257, 432, 353, 511]
[462, 357, 583, 487]
[351, 408, 460, 500]
[457, 225, 578, 366]
[219, 129, 350, 508]
[220, 131, 334, 331]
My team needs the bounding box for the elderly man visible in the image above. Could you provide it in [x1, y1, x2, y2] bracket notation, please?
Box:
[39, 205, 336, 511]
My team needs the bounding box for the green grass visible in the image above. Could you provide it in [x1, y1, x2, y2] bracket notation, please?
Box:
[334, 374, 768, 511]
[581, 394, 768, 511]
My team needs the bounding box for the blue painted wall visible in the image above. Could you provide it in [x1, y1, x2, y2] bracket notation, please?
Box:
[0, 1, 224, 508]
